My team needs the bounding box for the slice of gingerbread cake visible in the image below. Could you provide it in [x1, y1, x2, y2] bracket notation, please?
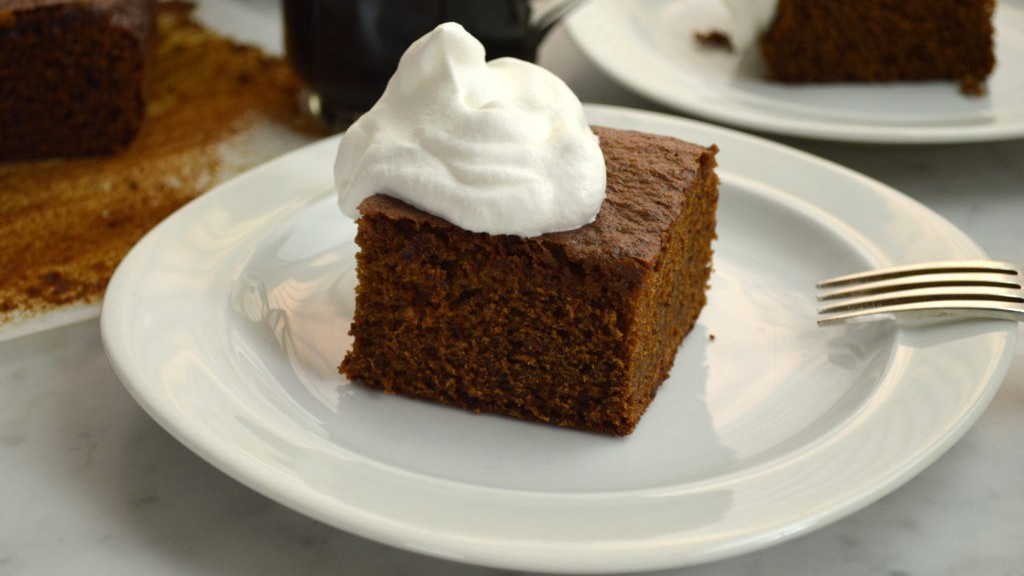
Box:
[0, 0, 156, 160]
[759, 0, 996, 94]
[336, 23, 718, 436]
[340, 126, 718, 435]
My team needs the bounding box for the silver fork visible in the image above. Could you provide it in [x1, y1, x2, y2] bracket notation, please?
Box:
[816, 260, 1024, 326]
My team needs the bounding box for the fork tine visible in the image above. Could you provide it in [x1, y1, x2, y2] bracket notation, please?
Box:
[817, 259, 1021, 288]
[817, 271, 1023, 301]
[816, 260, 1024, 326]
[817, 299, 1024, 326]
[818, 285, 1024, 314]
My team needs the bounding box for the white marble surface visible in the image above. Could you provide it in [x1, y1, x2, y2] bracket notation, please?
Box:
[2, 1, 1023, 575]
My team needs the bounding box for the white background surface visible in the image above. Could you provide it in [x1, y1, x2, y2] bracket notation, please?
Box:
[2, 1, 1023, 574]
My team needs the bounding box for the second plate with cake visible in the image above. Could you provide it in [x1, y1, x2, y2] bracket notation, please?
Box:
[565, 0, 1024, 143]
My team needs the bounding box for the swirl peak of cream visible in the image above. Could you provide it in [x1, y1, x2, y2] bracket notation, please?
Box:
[334, 22, 606, 237]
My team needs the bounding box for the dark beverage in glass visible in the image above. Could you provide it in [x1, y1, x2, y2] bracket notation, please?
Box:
[282, 0, 581, 130]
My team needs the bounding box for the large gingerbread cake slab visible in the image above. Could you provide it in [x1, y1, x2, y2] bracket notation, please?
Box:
[0, 2, 322, 337]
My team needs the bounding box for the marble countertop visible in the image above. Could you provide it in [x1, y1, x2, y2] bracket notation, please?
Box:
[2, 1, 1022, 574]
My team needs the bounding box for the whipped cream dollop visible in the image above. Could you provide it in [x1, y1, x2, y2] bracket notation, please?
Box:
[334, 22, 606, 237]
[721, 0, 777, 50]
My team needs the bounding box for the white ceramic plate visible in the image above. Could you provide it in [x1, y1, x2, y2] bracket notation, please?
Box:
[101, 105, 1018, 573]
[0, 303, 101, 343]
[565, 0, 1024, 143]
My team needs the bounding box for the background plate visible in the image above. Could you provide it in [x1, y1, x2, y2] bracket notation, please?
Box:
[101, 105, 1018, 572]
[565, 0, 1024, 143]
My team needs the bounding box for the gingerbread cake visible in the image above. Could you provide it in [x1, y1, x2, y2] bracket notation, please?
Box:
[340, 126, 719, 436]
[0, 0, 156, 160]
[760, 0, 996, 94]
[1, 1, 319, 331]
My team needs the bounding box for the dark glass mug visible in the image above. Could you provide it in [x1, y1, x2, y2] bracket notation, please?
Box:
[282, 0, 584, 131]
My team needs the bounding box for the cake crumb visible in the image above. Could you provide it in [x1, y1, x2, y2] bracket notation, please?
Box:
[694, 29, 734, 52]
[959, 74, 988, 96]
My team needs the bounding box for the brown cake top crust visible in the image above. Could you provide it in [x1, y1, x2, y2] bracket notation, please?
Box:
[357, 126, 719, 266]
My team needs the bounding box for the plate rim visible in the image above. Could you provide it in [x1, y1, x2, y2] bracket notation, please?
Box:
[101, 104, 1019, 572]
[564, 0, 1024, 144]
